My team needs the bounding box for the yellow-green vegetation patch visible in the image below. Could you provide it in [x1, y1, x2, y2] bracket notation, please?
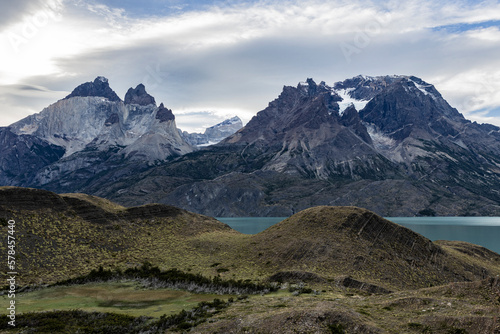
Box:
[61, 193, 127, 212]
[192, 278, 500, 333]
[0, 298, 235, 333]
[1, 282, 232, 318]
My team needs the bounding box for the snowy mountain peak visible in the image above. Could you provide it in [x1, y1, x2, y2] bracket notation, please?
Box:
[297, 78, 333, 97]
[355, 74, 375, 81]
[181, 116, 243, 146]
[96, 76, 108, 83]
[296, 77, 371, 115]
[331, 75, 413, 113]
[294, 75, 443, 116]
[334, 87, 370, 115]
[228, 115, 242, 123]
[211, 116, 242, 127]
[297, 79, 312, 92]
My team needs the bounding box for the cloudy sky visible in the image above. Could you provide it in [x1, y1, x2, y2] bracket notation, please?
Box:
[1, 0, 500, 132]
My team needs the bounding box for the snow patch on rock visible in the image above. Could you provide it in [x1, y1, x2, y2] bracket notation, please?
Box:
[334, 88, 370, 115]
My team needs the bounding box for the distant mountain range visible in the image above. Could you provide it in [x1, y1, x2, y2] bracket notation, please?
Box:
[1, 75, 500, 217]
[180, 116, 243, 147]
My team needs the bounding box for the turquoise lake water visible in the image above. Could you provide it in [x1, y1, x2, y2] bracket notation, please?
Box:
[216, 216, 500, 254]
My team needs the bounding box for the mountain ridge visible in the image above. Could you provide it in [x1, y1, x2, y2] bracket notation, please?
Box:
[113, 75, 500, 217]
[2, 75, 500, 217]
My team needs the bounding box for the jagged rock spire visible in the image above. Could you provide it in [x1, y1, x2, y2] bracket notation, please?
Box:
[156, 103, 175, 122]
[124, 84, 156, 106]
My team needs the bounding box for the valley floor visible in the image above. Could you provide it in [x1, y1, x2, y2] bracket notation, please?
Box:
[1, 277, 500, 333]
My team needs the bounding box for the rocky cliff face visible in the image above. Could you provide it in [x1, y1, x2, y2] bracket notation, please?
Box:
[10, 82, 193, 158]
[0, 128, 65, 186]
[3, 77, 194, 191]
[11, 96, 126, 156]
[218, 78, 392, 179]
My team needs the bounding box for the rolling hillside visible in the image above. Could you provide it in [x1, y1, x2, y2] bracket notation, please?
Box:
[1, 187, 499, 290]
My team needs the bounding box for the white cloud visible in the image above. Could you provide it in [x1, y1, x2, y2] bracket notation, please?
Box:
[465, 26, 500, 41]
[432, 68, 500, 125]
[1, 0, 500, 129]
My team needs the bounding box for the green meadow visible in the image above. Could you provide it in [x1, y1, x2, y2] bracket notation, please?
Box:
[1, 282, 233, 318]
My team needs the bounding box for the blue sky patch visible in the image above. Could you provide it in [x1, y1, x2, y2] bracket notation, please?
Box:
[433, 20, 500, 33]
[96, 0, 258, 17]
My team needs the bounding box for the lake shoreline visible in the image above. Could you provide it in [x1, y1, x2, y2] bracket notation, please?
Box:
[217, 216, 500, 254]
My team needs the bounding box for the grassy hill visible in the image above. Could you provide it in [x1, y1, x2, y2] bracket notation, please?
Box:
[1, 187, 500, 333]
[0, 186, 240, 285]
[1, 188, 499, 289]
[250, 206, 500, 290]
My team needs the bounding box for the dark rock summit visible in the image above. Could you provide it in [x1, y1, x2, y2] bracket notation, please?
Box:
[333, 75, 402, 101]
[359, 77, 465, 140]
[124, 84, 156, 106]
[215, 78, 386, 181]
[156, 103, 175, 122]
[64, 76, 121, 102]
